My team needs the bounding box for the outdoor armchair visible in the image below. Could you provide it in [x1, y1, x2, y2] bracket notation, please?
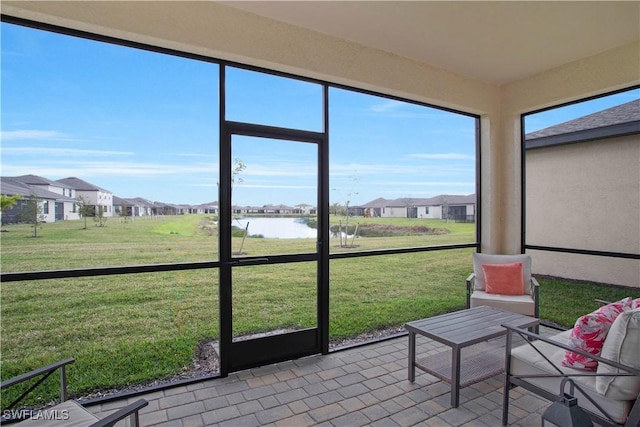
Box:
[466, 253, 540, 333]
[501, 310, 640, 427]
[0, 358, 148, 427]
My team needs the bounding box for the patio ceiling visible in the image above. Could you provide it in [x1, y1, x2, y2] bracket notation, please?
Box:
[2, 1, 638, 86]
[220, 1, 640, 84]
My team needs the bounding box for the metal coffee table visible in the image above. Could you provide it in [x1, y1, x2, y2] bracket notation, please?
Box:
[406, 306, 539, 407]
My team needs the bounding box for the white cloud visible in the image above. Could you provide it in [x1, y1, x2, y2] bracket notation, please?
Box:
[370, 100, 405, 113]
[409, 153, 474, 160]
[2, 147, 134, 156]
[0, 160, 217, 178]
[330, 162, 474, 177]
[382, 180, 475, 187]
[1, 130, 77, 141]
[238, 184, 316, 190]
[176, 152, 218, 159]
[241, 163, 317, 177]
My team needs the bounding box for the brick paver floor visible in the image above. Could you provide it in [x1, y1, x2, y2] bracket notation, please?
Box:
[89, 326, 560, 426]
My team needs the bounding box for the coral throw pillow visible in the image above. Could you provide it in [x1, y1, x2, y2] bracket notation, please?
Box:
[562, 297, 633, 370]
[482, 262, 524, 295]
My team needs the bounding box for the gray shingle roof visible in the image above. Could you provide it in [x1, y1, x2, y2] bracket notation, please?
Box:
[12, 174, 60, 186]
[0, 177, 74, 201]
[362, 194, 475, 208]
[56, 177, 111, 193]
[360, 198, 392, 208]
[525, 99, 640, 140]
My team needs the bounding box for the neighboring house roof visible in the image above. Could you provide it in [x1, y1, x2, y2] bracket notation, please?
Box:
[263, 204, 294, 209]
[525, 99, 640, 149]
[425, 194, 476, 205]
[361, 194, 475, 208]
[112, 196, 128, 205]
[385, 197, 419, 207]
[361, 198, 392, 208]
[113, 196, 158, 208]
[130, 197, 157, 207]
[56, 176, 112, 193]
[12, 174, 61, 186]
[0, 177, 74, 201]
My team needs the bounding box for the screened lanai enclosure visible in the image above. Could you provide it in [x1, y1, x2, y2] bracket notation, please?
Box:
[1, 17, 479, 401]
[1, 1, 638, 408]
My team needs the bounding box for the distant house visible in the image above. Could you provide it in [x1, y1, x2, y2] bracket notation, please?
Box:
[360, 198, 391, 218]
[295, 203, 316, 215]
[57, 176, 114, 218]
[198, 202, 219, 214]
[113, 196, 131, 217]
[2, 177, 63, 223]
[151, 201, 180, 216]
[12, 174, 81, 221]
[416, 194, 476, 221]
[1, 175, 79, 223]
[525, 99, 640, 287]
[360, 194, 476, 221]
[128, 197, 156, 216]
[262, 204, 297, 214]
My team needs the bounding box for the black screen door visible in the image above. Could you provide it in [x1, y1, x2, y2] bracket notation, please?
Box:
[219, 124, 327, 373]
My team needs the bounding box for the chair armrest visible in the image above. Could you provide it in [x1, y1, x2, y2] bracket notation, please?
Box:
[89, 398, 148, 427]
[0, 358, 75, 411]
[466, 273, 476, 292]
[595, 298, 611, 307]
[530, 277, 540, 318]
[0, 358, 75, 390]
[530, 277, 540, 289]
[466, 273, 475, 308]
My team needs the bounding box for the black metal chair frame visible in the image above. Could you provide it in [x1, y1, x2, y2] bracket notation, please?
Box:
[501, 325, 640, 427]
[0, 358, 148, 426]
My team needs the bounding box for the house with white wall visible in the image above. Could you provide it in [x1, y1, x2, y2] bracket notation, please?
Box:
[11, 174, 81, 221]
[57, 177, 114, 218]
[0, 177, 72, 224]
[361, 194, 476, 220]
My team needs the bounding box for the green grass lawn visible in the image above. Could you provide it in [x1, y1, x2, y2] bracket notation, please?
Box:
[1, 215, 636, 407]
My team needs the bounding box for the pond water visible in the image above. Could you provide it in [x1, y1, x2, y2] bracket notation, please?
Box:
[234, 217, 316, 238]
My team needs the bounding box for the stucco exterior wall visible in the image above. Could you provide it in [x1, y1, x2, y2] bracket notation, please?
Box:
[500, 41, 640, 256]
[525, 135, 640, 287]
[503, 41, 639, 287]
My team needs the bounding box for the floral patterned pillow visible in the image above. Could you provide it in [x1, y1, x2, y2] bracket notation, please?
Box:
[562, 297, 633, 370]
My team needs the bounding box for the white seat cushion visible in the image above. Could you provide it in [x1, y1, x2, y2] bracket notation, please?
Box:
[17, 400, 98, 427]
[511, 330, 634, 424]
[470, 290, 535, 316]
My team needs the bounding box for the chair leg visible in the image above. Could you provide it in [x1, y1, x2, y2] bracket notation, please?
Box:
[624, 394, 640, 427]
[502, 374, 511, 426]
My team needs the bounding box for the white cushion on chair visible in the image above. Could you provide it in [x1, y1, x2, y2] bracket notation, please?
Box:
[510, 329, 633, 424]
[472, 253, 532, 295]
[596, 307, 640, 400]
[16, 400, 98, 427]
[470, 290, 535, 316]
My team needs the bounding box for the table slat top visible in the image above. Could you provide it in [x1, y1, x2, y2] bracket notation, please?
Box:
[405, 306, 538, 347]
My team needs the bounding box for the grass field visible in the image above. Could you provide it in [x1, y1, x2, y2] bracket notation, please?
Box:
[0, 214, 636, 406]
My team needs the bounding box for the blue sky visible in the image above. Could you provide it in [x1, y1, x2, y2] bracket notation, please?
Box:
[1, 22, 637, 207]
